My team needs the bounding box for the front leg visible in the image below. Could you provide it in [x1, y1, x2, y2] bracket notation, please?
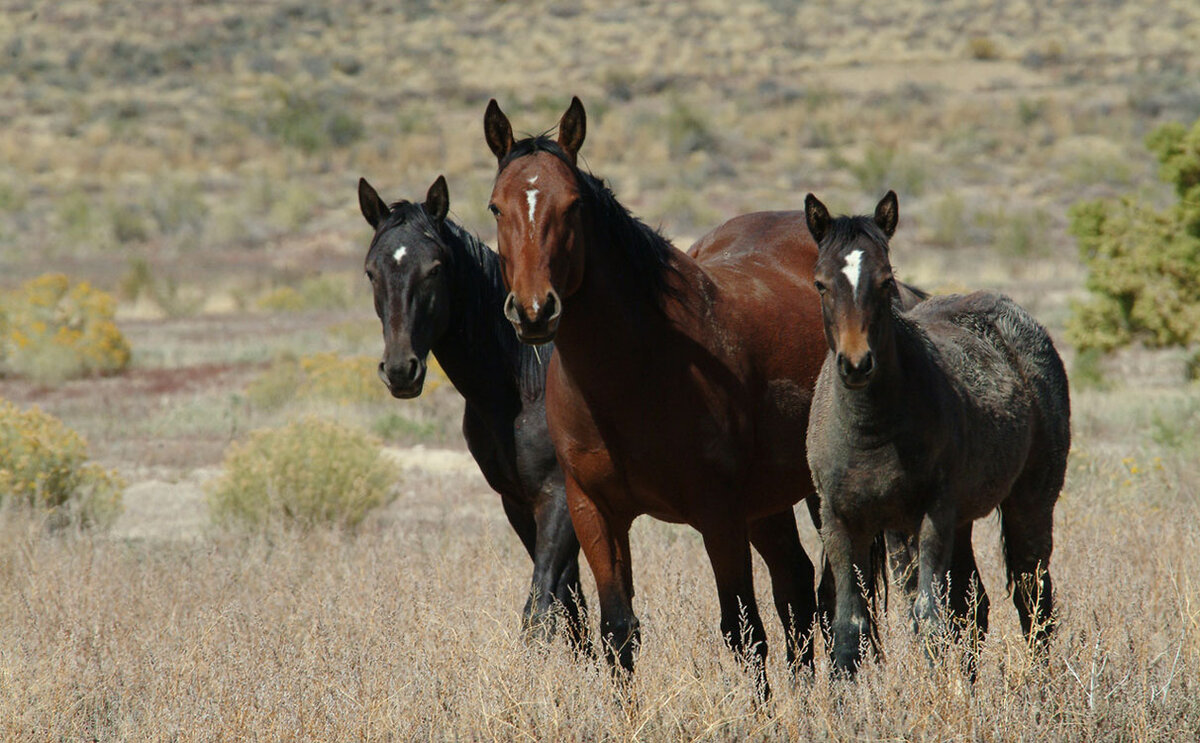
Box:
[566, 475, 639, 676]
[703, 520, 770, 699]
[526, 476, 589, 652]
[821, 506, 876, 676]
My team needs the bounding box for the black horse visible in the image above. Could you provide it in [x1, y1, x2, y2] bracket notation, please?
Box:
[358, 174, 587, 647]
[805, 191, 1070, 676]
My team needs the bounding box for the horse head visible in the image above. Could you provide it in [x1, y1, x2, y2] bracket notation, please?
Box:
[358, 175, 453, 398]
[806, 191, 901, 389]
[485, 97, 590, 344]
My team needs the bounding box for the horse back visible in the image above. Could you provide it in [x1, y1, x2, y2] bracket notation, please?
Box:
[910, 292, 1070, 486]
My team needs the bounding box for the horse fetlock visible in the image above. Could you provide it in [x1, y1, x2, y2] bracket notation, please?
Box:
[601, 617, 641, 671]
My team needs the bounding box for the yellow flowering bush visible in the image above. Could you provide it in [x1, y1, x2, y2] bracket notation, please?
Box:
[0, 273, 131, 381]
[208, 418, 401, 532]
[0, 399, 124, 528]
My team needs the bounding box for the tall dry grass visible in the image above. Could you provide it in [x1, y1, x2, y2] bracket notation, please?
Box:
[1, 424, 1197, 740]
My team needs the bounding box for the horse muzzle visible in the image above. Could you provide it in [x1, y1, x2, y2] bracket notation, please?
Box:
[837, 350, 875, 389]
[504, 290, 561, 344]
[379, 356, 426, 399]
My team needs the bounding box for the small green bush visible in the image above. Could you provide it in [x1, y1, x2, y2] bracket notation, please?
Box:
[0, 274, 131, 382]
[207, 418, 401, 532]
[0, 399, 124, 529]
[1068, 117, 1200, 356]
[256, 275, 354, 313]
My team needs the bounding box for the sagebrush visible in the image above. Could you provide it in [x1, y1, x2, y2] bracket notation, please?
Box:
[0, 274, 131, 382]
[207, 417, 401, 531]
[0, 399, 123, 528]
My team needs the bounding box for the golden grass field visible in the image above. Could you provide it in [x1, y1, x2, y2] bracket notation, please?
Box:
[2, 0, 1200, 739]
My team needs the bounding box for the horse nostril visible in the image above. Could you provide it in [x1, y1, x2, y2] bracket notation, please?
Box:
[407, 356, 419, 381]
[544, 289, 561, 322]
[504, 292, 522, 325]
[859, 351, 874, 376]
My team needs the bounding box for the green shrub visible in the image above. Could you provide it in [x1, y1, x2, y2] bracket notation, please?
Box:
[256, 275, 354, 313]
[207, 418, 401, 531]
[266, 90, 365, 154]
[0, 274, 131, 382]
[1067, 117, 1200, 357]
[0, 399, 124, 528]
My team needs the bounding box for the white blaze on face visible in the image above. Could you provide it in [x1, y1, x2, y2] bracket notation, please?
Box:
[526, 189, 539, 228]
[842, 249, 863, 297]
[393, 246, 407, 264]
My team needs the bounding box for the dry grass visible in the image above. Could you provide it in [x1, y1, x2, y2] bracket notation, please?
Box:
[1, 392, 1198, 740]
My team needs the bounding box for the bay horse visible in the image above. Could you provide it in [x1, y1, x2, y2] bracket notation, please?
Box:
[483, 97, 926, 695]
[358, 174, 587, 647]
[803, 191, 1070, 675]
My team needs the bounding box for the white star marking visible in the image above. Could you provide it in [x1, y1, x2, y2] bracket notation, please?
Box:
[842, 250, 863, 296]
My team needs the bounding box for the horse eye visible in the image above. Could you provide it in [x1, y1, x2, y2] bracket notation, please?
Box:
[488, 204, 501, 217]
[365, 270, 376, 283]
[428, 264, 442, 278]
[813, 280, 827, 294]
[881, 277, 896, 292]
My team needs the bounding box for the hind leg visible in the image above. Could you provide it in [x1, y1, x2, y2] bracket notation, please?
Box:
[1000, 498, 1055, 654]
[913, 505, 957, 656]
[750, 510, 818, 672]
[947, 523, 989, 678]
[804, 495, 837, 644]
[886, 530, 919, 611]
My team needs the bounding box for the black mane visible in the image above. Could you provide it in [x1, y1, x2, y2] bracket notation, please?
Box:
[438, 218, 549, 401]
[499, 135, 681, 309]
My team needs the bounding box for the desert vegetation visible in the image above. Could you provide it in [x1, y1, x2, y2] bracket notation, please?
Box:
[1, 0, 1199, 739]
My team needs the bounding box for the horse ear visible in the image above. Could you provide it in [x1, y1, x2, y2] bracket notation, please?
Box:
[484, 99, 514, 163]
[423, 175, 449, 224]
[358, 177, 389, 229]
[805, 193, 831, 246]
[874, 190, 898, 239]
[557, 96, 586, 164]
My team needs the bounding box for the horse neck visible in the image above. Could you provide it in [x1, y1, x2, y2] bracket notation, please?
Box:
[831, 308, 924, 438]
[552, 201, 682, 365]
[430, 223, 535, 412]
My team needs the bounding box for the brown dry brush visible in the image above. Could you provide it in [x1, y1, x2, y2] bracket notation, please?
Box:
[0, 445, 1198, 741]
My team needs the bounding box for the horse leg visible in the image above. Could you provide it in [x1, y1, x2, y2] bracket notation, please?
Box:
[820, 508, 875, 676]
[1000, 496, 1055, 655]
[702, 523, 770, 699]
[749, 511, 818, 672]
[528, 479, 589, 651]
[500, 496, 542, 638]
[565, 476, 638, 675]
[886, 530, 919, 609]
[804, 495, 837, 627]
[947, 522, 989, 679]
[913, 506, 956, 660]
